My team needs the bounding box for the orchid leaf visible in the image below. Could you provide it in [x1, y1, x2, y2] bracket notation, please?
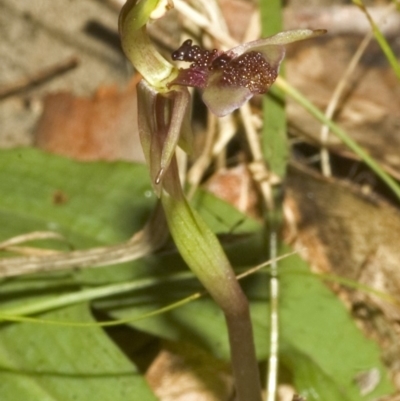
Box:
[0, 148, 159, 401]
[0, 304, 157, 401]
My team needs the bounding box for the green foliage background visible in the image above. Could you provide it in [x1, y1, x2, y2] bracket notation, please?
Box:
[0, 148, 393, 400]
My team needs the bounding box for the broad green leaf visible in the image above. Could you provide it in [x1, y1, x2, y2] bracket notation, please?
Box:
[0, 147, 155, 246]
[105, 254, 394, 401]
[191, 189, 261, 234]
[277, 252, 394, 400]
[0, 148, 157, 400]
[112, 252, 393, 401]
[0, 304, 157, 401]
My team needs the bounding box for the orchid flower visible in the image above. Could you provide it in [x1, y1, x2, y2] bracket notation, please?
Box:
[119, 2, 324, 400]
[169, 30, 325, 116]
[120, 0, 324, 184]
[135, 29, 324, 187]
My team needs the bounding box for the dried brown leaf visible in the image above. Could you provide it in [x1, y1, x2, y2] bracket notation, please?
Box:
[34, 77, 144, 162]
[147, 340, 233, 401]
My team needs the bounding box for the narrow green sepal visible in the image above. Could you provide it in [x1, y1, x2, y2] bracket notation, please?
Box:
[137, 81, 193, 196]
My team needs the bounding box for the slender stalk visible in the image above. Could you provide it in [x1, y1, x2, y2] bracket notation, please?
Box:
[260, 3, 286, 400]
[161, 160, 262, 401]
[225, 310, 263, 401]
[352, 0, 400, 81]
[266, 231, 279, 401]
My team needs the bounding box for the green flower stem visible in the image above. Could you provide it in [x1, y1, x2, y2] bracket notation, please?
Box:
[161, 159, 262, 401]
[120, 1, 262, 398]
[138, 79, 263, 399]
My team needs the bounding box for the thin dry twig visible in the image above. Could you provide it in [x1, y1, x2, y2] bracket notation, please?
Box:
[173, 0, 236, 47]
[0, 56, 79, 99]
[187, 112, 218, 198]
[240, 103, 281, 210]
[0, 203, 168, 279]
[0, 231, 68, 257]
[284, 5, 400, 37]
[0, 231, 66, 250]
[319, 31, 373, 176]
[319, 2, 395, 176]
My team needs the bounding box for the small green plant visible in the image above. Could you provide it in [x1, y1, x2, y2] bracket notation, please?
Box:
[119, 1, 323, 399]
[0, 2, 397, 400]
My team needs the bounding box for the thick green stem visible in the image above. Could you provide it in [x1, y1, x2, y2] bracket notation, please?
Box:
[161, 160, 262, 401]
[225, 311, 263, 401]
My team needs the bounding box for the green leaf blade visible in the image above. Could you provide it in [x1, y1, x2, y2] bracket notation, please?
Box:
[0, 305, 157, 401]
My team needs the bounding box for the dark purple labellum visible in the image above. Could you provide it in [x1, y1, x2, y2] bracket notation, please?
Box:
[170, 40, 275, 94]
[218, 51, 277, 93]
[169, 39, 284, 116]
[168, 30, 326, 116]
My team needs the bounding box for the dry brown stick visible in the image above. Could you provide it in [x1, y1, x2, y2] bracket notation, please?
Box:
[284, 5, 400, 37]
[0, 56, 79, 100]
[0, 202, 169, 279]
